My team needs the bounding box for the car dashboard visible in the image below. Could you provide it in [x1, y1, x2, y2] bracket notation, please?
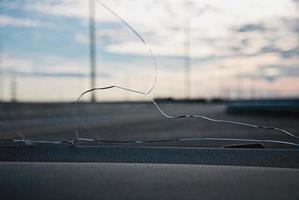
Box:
[0, 145, 298, 200]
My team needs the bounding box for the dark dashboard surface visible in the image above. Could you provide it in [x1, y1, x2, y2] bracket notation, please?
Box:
[0, 145, 299, 168]
[0, 146, 299, 200]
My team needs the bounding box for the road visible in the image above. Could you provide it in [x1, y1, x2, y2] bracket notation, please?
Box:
[1, 103, 299, 146]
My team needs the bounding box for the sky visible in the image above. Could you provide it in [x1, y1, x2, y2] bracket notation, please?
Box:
[0, 0, 298, 102]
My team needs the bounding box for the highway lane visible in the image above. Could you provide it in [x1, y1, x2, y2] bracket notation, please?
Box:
[1, 103, 299, 145]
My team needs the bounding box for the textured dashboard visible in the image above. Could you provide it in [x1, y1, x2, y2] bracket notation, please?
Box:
[0, 162, 299, 200]
[0, 146, 299, 200]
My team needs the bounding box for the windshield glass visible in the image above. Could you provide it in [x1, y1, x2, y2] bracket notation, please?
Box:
[0, 0, 299, 147]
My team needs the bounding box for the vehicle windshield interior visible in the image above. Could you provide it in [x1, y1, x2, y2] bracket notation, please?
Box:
[0, 0, 299, 149]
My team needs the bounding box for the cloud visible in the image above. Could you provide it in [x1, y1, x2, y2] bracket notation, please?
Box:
[236, 23, 266, 32]
[0, 14, 69, 32]
[5, 70, 86, 78]
[281, 66, 299, 77]
[1, 54, 34, 72]
[1, 53, 90, 77]
[260, 45, 281, 53]
[2, 0, 298, 60]
[259, 44, 299, 58]
[0, 15, 42, 28]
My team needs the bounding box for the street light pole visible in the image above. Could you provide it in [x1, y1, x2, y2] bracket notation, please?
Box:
[184, 19, 191, 99]
[0, 43, 3, 102]
[163, 2, 214, 100]
[10, 76, 17, 102]
[89, 0, 96, 102]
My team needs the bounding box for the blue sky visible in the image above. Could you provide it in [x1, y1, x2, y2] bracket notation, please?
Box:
[0, 0, 298, 101]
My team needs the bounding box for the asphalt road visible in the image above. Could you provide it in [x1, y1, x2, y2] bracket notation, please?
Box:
[1, 103, 299, 146]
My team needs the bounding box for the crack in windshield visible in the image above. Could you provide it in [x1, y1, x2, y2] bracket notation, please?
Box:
[73, 1, 299, 147]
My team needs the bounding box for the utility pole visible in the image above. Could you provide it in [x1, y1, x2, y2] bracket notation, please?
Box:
[0, 43, 3, 102]
[10, 77, 16, 102]
[89, 0, 96, 102]
[184, 20, 191, 99]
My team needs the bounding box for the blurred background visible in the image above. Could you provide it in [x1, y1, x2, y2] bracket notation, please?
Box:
[0, 0, 298, 143]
